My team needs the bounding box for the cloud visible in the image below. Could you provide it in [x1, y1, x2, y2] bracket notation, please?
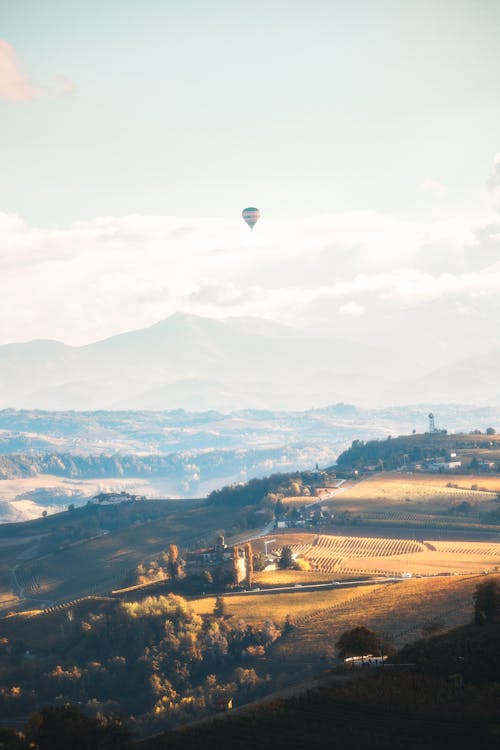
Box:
[420, 179, 447, 196]
[339, 301, 366, 316]
[1, 210, 500, 370]
[487, 153, 500, 211]
[54, 75, 76, 98]
[0, 40, 75, 102]
[0, 40, 40, 101]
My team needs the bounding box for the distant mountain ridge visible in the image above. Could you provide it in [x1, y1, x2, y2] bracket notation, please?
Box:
[0, 314, 393, 410]
[1, 313, 499, 410]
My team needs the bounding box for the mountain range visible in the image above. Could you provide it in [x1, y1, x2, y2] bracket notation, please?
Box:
[0, 313, 497, 410]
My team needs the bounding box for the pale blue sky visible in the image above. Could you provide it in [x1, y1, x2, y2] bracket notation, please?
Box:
[2, 0, 500, 225]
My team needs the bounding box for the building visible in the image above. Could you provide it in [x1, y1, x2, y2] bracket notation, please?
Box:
[185, 536, 249, 584]
[344, 655, 388, 667]
[477, 460, 495, 471]
[92, 491, 146, 504]
[427, 461, 461, 472]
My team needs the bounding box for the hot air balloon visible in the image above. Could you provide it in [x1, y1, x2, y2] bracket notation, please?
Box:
[242, 207, 260, 231]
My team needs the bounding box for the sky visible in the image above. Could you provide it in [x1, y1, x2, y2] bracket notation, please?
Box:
[1, 0, 500, 366]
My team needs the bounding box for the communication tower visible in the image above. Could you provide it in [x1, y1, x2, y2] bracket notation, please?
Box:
[428, 413, 436, 433]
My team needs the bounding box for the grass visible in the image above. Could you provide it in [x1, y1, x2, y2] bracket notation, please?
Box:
[252, 570, 333, 586]
[0, 598, 116, 650]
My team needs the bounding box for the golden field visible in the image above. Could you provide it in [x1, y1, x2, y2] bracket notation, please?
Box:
[190, 585, 380, 625]
[281, 495, 314, 506]
[189, 573, 500, 668]
[260, 532, 500, 577]
[253, 569, 333, 586]
[273, 573, 499, 662]
[334, 473, 496, 515]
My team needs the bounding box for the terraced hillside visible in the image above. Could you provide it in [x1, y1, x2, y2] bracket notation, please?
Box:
[266, 532, 500, 577]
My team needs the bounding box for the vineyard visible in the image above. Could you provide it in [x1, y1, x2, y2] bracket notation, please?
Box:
[265, 532, 500, 577]
[273, 573, 494, 667]
[191, 573, 499, 672]
[430, 540, 500, 556]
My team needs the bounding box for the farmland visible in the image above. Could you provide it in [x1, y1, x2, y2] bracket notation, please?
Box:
[260, 531, 500, 577]
[189, 573, 497, 672]
[253, 569, 333, 586]
[190, 584, 382, 624]
[273, 573, 497, 665]
[334, 473, 497, 512]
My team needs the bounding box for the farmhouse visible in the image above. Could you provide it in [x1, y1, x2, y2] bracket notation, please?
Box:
[344, 655, 388, 668]
[427, 460, 462, 472]
[477, 460, 496, 471]
[92, 491, 146, 504]
[185, 535, 249, 584]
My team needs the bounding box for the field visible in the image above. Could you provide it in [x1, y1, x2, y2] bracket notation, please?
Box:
[189, 573, 499, 671]
[272, 573, 495, 665]
[260, 532, 500, 577]
[280, 495, 314, 506]
[190, 585, 380, 625]
[334, 473, 497, 515]
[253, 570, 333, 586]
[4, 573, 497, 683]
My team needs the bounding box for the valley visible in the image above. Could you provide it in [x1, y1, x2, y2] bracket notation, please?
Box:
[1, 430, 500, 739]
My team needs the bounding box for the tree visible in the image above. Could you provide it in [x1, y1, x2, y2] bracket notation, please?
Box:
[274, 498, 285, 520]
[24, 705, 131, 750]
[486, 427, 496, 435]
[214, 596, 227, 618]
[283, 614, 295, 635]
[474, 580, 500, 624]
[421, 617, 445, 638]
[278, 545, 294, 569]
[167, 544, 181, 578]
[335, 626, 382, 659]
[202, 569, 213, 586]
[232, 546, 240, 584]
[252, 551, 266, 572]
[245, 543, 253, 587]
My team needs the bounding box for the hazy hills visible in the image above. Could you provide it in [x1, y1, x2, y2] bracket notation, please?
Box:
[0, 311, 498, 410]
[410, 349, 500, 404]
[0, 313, 397, 410]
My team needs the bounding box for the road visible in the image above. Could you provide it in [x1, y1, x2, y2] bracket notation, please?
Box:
[305, 478, 347, 508]
[221, 576, 404, 597]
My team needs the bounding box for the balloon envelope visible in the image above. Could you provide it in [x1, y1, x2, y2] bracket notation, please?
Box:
[242, 207, 260, 230]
